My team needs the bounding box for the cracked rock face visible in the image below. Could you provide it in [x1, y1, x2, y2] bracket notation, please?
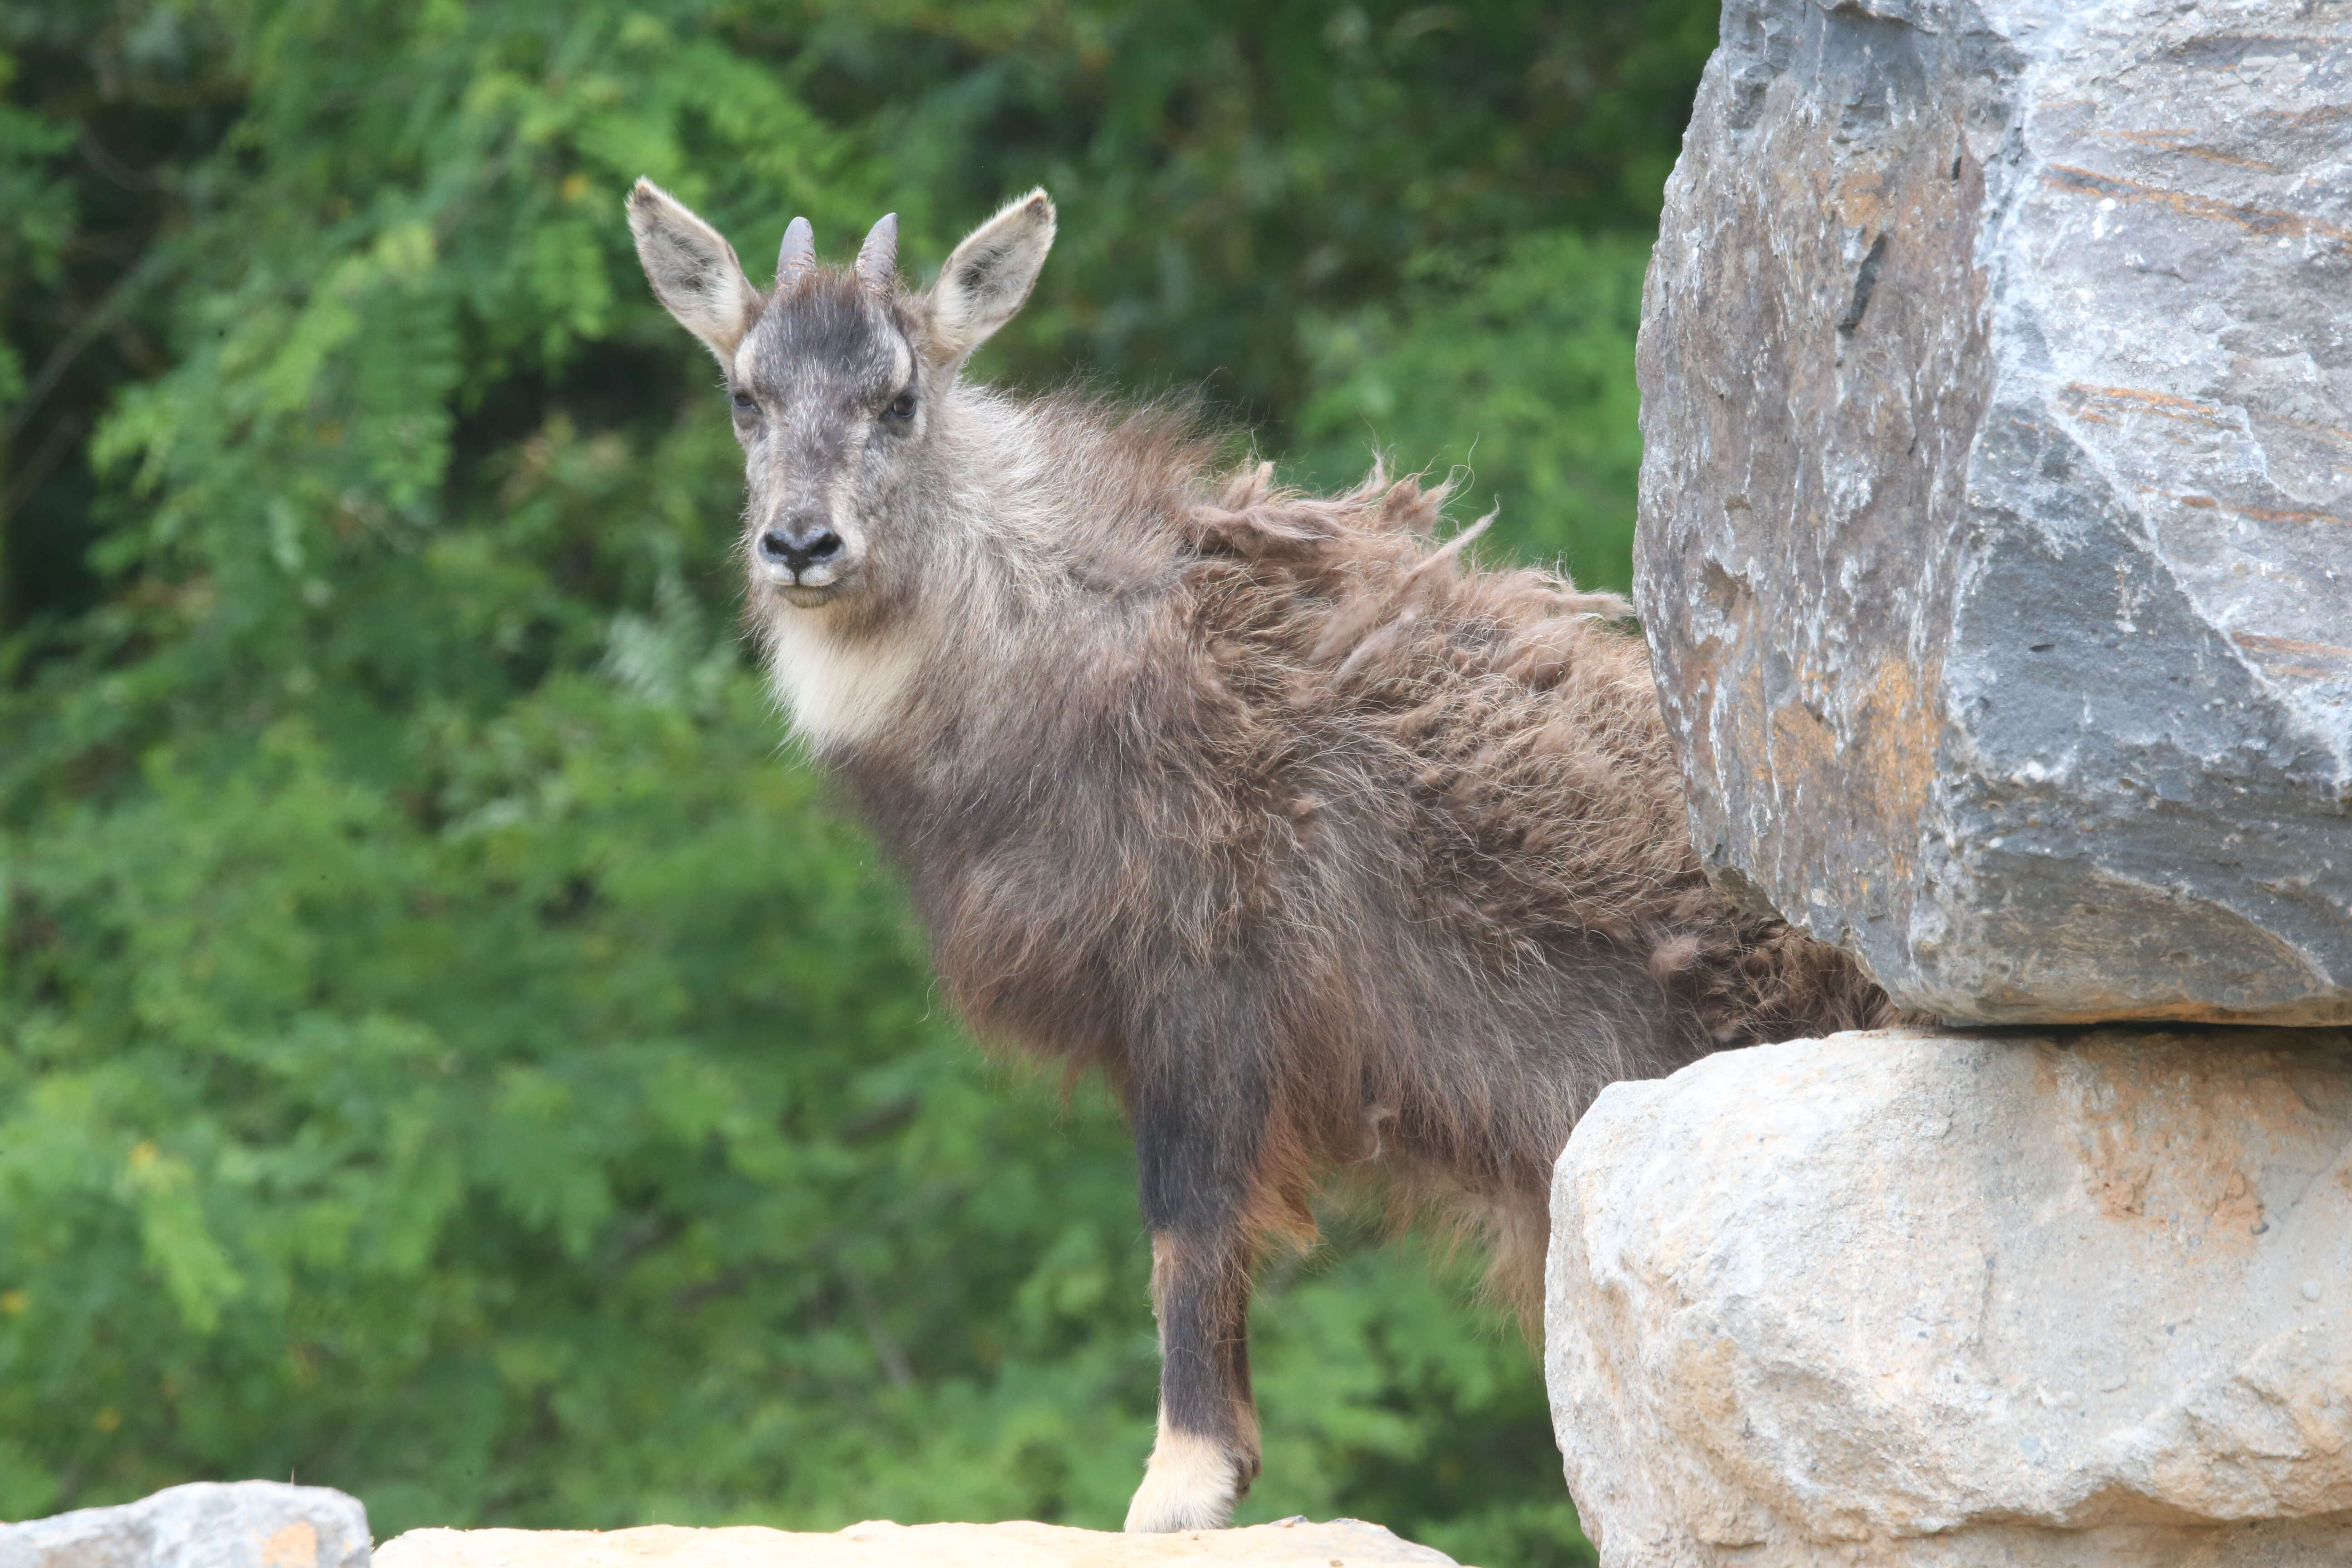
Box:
[1545, 1026, 2352, 1568]
[1633, 0, 2352, 1024]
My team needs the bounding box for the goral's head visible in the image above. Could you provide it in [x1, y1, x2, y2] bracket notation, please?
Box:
[627, 182, 1055, 614]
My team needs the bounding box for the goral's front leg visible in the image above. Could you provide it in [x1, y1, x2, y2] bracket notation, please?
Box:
[1124, 1230, 1261, 1532]
[1120, 973, 1272, 1533]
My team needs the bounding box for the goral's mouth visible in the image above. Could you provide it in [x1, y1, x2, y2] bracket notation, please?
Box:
[756, 558, 855, 609]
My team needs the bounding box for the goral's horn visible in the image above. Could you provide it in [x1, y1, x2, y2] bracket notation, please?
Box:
[853, 212, 898, 294]
[777, 216, 815, 290]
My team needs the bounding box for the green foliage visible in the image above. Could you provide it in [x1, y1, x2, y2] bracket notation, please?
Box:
[1291, 229, 1651, 590]
[0, 0, 1711, 1560]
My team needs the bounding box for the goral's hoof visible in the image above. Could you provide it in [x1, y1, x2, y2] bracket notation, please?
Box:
[1122, 1430, 1245, 1533]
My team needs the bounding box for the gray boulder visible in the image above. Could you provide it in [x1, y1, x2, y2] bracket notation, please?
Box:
[0, 1482, 369, 1568]
[1633, 0, 2352, 1024]
[1546, 1026, 2352, 1567]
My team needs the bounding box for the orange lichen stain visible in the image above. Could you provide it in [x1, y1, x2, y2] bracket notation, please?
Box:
[2088, 1157, 2152, 1218]
[2261, 411, 2352, 449]
[2232, 631, 2352, 662]
[2255, 101, 2352, 126]
[2088, 129, 2285, 172]
[264, 1522, 319, 1568]
[1860, 652, 1939, 857]
[2232, 631, 2352, 679]
[1757, 651, 1936, 890]
[2049, 1042, 2287, 1253]
[1768, 696, 1839, 791]
[2062, 383, 2239, 429]
[2144, 489, 2347, 528]
[2222, 503, 2345, 527]
[1832, 170, 1894, 232]
[2068, 1039, 2352, 1250]
[2212, 1167, 2264, 1235]
[2044, 163, 2352, 244]
[1829, 117, 1982, 236]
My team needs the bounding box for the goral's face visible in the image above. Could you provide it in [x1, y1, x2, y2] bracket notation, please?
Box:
[728, 278, 928, 612]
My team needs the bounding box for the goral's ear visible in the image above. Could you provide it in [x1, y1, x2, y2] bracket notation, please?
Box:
[924, 189, 1055, 370]
[627, 177, 759, 365]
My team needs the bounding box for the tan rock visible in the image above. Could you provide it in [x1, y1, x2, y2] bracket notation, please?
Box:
[373, 1518, 1462, 1568]
[1546, 1026, 2352, 1567]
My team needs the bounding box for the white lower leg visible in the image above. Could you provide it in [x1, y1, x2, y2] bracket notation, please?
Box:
[1122, 1410, 1243, 1533]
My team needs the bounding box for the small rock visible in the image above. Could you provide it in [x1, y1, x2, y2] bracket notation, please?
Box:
[374, 1519, 1460, 1568]
[1546, 1026, 2352, 1566]
[0, 1481, 370, 1568]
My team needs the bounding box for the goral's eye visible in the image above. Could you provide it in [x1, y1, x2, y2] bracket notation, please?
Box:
[882, 390, 917, 422]
[730, 388, 758, 412]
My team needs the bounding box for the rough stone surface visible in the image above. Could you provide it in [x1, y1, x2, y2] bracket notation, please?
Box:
[0, 1482, 370, 1568]
[1545, 1025, 2352, 1567]
[1633, 0, 2352, 1025]
[373, 1518, 1460, 1568]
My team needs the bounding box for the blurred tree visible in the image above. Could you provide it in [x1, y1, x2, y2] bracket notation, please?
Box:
[0, 1, 1714, 1562]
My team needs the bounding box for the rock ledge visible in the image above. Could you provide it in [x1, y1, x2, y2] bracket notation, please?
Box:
[375, 1518, 1462, 1568]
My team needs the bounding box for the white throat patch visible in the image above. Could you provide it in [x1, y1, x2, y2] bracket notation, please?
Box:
[762, 610, 920, 750]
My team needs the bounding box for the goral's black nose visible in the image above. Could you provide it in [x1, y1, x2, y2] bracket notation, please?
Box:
[758, 522, 843, 575]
